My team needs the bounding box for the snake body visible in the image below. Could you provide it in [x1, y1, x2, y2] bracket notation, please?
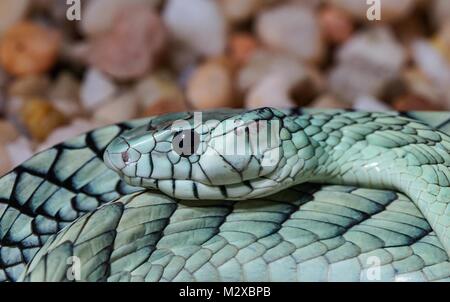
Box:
[104, 108, 450, 255]
[1, 108, 450, 281]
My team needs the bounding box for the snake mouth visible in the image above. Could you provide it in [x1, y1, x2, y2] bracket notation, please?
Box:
[104, 151, 157, 189]
[119, 175, 158, 189]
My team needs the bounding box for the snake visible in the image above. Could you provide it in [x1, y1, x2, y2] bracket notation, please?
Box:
[0, 107, 449, 281]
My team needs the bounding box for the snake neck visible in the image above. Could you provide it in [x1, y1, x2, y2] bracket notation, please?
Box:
[287, 111, 450, 257]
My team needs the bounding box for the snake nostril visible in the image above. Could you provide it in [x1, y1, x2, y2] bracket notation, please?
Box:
[121, 151, 129, 164]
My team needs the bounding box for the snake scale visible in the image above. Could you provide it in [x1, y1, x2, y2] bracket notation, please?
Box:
[0, 107, 449, 281]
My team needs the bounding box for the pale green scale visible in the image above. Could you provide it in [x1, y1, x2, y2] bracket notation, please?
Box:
[304, 125, 321, 136]
[312, 131, 328, 142]
[282, 140, 297, 158]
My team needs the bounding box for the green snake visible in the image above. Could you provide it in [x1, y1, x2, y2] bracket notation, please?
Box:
[1, 108, 449, 281]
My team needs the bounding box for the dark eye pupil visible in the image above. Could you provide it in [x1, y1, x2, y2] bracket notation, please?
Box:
[173, 130, 199, 157]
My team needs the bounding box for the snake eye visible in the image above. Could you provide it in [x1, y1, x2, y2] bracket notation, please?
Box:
[172, 129, 200, 157]
[121, 151, 129, 164]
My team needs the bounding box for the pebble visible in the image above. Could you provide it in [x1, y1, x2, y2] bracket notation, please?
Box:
[49, 72, 82, 116]
[432, 23, 450, 64]
[395, 13, 426, 44]
[229, 33, 259, 66]
[0, 0, 29, 36]
[246, 65, 324, 109]
[38, 119, 102, 152]
[94, 92, 139, 124]
[0, 22, 60, 76]
[134, 72, 187, 116]
[163, 0, 227, 56]
[168, 43, 200, 74]
[245, 73, 296, 109]
[187, 58, 236, 109]
[87, 4, 167, 80]
[5, 96, 24, 118]
[329, 0, 416, 22]
[81, 0, 161, 36]
[328, 27, 406, 102]
[0, 146, 12, 176]
[309, 94, 350, 109]
[20, 99, 67, 141]
[218, 0, 262, 24]
[0, 119, 19, 145]
[8, 75, 50, 99]
[60, 40, 90, 66]
[238, 50, 306, 92]
[431, 0, 450, 28]
[402, 68, 440, 105]
[6, 136, 33, 167]
[411, 40, 450, 108]
[51, 98, 82, 118]
[80, 68, 118, 110]
[135, 72, 184, 108]
[49, 72, 80, 102]
[319, 6, 353, 44]
[256, 3, 324, 63]
[392, 94, 444, 111]
[353, 95, 391, 111]
[142, 98, 188, 117]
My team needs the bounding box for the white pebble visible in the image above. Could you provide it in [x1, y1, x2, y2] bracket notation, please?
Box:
[80, 68, 117, 110]
[94, 93, 138, 124]
[246, 73, 297, 109]
[353, 95, 390, 111]
[80, 0, 160, 36]
[256, 3, 323, 63]
[238, 50, 306, 92]
[0, 0, 29, 35]
[411, 40, 450, 108]
[328, 27, 406, 102]
[6, 137, 33, 167]
[163, 0, 227, 56]
[411, 40, 450, 94]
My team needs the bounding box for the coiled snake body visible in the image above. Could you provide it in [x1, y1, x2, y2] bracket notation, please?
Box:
[1, 108, 449, 281]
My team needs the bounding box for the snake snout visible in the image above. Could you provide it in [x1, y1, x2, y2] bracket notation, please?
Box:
[104, 149, 125, 172]
[104, 136, 143, 173]
[104, 147, 142, 172]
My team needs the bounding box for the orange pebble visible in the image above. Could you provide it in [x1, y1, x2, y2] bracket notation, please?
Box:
[20, 99, 67, 141]
[0, 120, 19, 145]
[187, 58, 237, 110]
[392, 95, 444, 111]
[0, 22, 60, 76]
[229, 33, 259, 65]
[142, 98, 188, 117]
[319, 7, 353, 44]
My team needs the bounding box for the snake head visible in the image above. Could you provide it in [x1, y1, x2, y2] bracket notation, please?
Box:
[104, 108, 287, 199]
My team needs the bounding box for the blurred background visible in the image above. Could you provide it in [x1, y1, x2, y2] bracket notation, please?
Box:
[0, 0, 449, 175]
